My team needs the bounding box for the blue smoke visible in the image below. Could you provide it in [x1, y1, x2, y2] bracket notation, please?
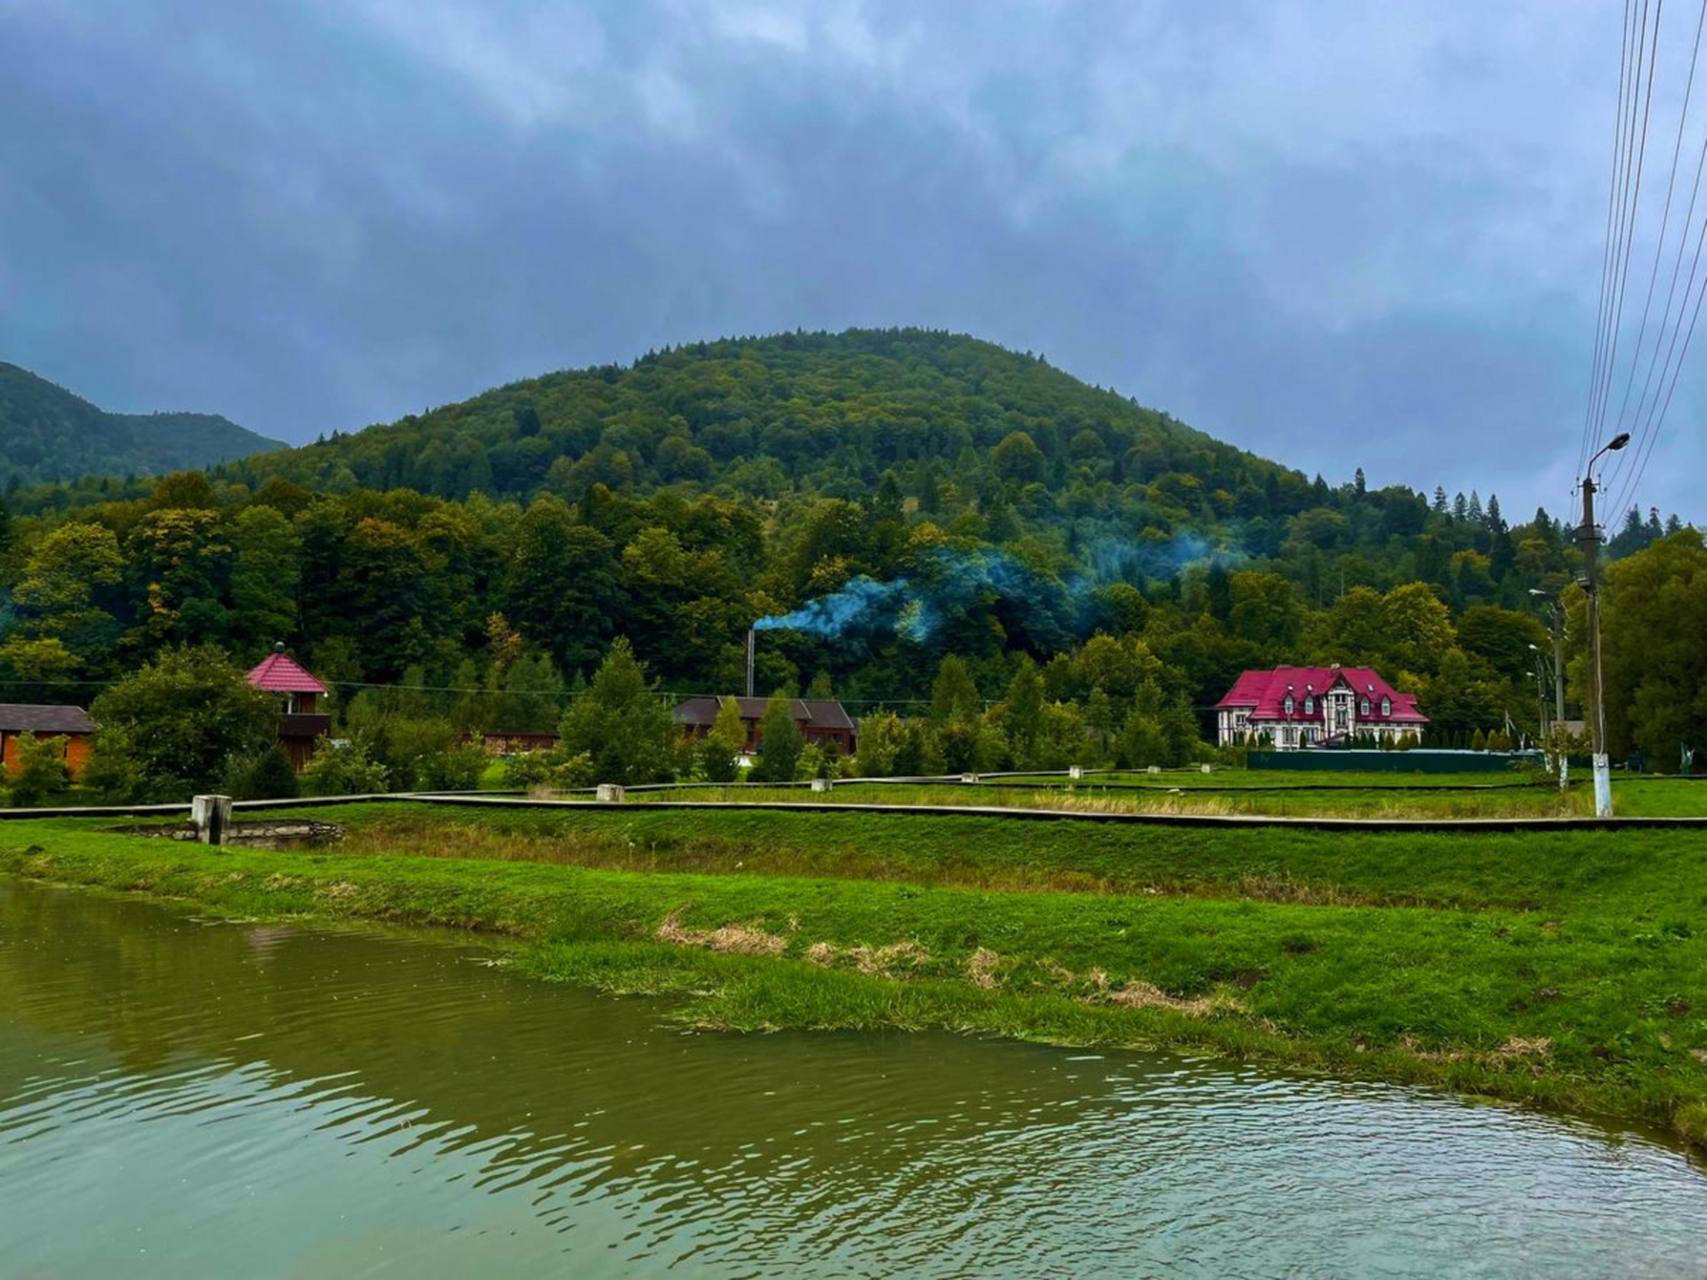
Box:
[753, 535, 1241, 647]
[753, 576, 913, 638]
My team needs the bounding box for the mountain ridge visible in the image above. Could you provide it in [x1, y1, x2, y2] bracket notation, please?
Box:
[0, 361, 282, 488]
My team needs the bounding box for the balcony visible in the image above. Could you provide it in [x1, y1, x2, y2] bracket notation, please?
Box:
[278, 713, 332, 741]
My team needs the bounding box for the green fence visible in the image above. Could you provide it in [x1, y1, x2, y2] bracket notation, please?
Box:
[1245, 750, 1539, 774]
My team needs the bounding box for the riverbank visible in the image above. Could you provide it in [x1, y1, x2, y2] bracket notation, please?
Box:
[2, 804, 1703, 1152]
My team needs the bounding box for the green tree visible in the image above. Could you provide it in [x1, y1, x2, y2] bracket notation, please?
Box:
[853, 710, 905, 777]
[750, 693, 803, 783]
[87, 646, 280, 801]
[699, 697, 747, 783]
[1592, 530, 1707, 764]
[0, 522, 125, 676]
[557, 637, 678, 785]
[229, 504, 302, 652]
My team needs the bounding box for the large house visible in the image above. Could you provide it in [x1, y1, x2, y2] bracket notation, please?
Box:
[246, 646, 332, 769]
[0, 704, 98, 779]
[1214, 666, 1427, 749]
[673, 696, 857, 756]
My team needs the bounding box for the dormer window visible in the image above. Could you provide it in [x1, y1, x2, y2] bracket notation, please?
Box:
[1381, 696, 1391, 716]
[1304, 696, 1315, 715]
[1360, 697, 1371, 716]
[1283, 695, 1295, 715]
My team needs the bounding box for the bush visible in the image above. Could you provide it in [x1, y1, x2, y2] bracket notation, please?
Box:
[222, 744, 300, 801]
[7, 733, 71, 807]
[502, 747, 594, 793]
[301, 737, 390, 796]
[414, 742, 488, 791]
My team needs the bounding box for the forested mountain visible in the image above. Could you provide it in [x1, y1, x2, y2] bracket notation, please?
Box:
[0, 362, 282, 488]
[0, 328, 1697, 765]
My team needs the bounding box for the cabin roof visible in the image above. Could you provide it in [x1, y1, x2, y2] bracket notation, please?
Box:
[672, 695, 855, 732]
[0, 703, 97, 735]
[1215, 666, 1428, 724]
[246, 651, 328, 695]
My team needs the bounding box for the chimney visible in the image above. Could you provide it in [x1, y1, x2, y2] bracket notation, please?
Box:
[746, 629, 756, 699]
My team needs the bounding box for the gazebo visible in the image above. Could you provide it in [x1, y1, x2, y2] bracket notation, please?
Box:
[246, 644, 331, 769]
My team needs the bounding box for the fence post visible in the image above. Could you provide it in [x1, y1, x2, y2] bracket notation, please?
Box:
[190, 795, 233, 846]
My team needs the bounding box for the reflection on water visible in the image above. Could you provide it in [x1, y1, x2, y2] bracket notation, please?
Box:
[1, 877, 1703, 1279]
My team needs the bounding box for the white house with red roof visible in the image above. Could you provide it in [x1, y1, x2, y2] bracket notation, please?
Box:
[1214, 665, 1427, 749]
[246, 644, 332, 769]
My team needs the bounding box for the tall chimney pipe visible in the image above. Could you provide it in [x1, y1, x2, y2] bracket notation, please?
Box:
[746, 629, 756, 699]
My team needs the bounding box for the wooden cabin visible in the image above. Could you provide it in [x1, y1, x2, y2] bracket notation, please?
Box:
[246, 646, 332, 770]
[672, 696, 857, 756]
[0, 704, 98, 779]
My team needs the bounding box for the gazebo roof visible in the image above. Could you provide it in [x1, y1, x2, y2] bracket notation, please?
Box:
[246, 650, 328, 695]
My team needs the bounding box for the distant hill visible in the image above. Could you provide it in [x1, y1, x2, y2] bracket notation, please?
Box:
[228, 327, 1288, 522]
[0, 362, 282, 488]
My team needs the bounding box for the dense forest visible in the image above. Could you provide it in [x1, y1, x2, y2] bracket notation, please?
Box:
[0, 329, 1698, 768]
[0, 362, 282, 488]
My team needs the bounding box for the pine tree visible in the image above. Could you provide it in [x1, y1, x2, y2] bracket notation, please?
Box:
[1433, 486, 1450, 515]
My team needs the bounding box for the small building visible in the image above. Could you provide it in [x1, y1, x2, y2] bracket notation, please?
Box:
[479, 731, 561, 756]
[0, 704, 98, 778]
[673, 696, 857, 756]
[246, 646, 332, 770]
[1214, 665, 1427, 750]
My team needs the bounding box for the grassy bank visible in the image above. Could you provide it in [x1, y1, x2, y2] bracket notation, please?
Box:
[1, 804, 1703, 1151]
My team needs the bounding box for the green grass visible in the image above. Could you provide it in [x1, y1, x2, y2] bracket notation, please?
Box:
[2, 804, 1703, 1150]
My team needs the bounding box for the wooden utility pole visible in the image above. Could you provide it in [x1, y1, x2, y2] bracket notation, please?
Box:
[1581, 476, 1612, 817]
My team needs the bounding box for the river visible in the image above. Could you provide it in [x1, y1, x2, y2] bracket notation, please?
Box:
[1, 876, 1703, 1278]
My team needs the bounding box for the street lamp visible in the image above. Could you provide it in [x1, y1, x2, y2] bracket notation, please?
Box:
[1580, 432, 1630, 817]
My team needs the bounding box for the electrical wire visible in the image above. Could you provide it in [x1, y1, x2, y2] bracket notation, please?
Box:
[1582, 0, 1645, 475]
[1607, 0, 1707, 465]
[1584, 0, 1652, 460]
[1606, 0, 1707, 508]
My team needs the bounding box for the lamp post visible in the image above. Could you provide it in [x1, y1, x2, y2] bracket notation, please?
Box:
[1580, 432, 1630, 818]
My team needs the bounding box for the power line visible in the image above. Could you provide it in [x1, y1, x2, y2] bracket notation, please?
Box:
[1606, 0, 1707, 507]
[1583, 0, 1644, 475]
[1607, 0, 1707, 456]
[1589, 0, 1666, 462]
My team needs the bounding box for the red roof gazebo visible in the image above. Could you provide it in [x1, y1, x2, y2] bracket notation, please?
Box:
[246, 645, 331, 769]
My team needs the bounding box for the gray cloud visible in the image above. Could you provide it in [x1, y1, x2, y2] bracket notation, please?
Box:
[1, 0, 1700, 522]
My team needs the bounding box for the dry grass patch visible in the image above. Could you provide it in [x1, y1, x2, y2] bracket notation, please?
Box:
[656, 908, 788, 956]
[967, 948, 1000, 989]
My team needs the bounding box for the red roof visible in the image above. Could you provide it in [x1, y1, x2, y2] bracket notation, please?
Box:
[246, 651, 328, 695]
[1215, 666, 1427, 725]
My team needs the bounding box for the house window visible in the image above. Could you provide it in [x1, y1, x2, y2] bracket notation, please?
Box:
[1381, 696, 1391, 716]
[1360, 697, 1371, 716]
[1304, 696, 1314, 715]
[1283, 696, 1294, 715]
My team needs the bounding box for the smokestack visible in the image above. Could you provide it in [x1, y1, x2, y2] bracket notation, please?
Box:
[746, 629, 756, 699]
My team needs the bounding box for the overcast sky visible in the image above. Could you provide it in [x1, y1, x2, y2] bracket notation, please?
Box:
[2, 1, 1701, 523]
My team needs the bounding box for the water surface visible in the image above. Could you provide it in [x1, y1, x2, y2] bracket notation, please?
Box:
[2, 877, 1703, 1278]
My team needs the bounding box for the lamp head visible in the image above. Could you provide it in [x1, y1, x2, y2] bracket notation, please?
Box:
[1608, 432, 1631, 451]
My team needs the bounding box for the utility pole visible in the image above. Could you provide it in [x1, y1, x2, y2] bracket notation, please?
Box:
[1579, 432, 1629, 818]
[1581, 472, 1611, 816]
[1550, 606, 1566, 727]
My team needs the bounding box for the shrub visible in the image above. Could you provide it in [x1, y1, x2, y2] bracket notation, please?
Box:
[7, 734, 71, 807]
[222, 744, 300, 801]
[415, 742, 488, 791]
[301, 737, 390, 796]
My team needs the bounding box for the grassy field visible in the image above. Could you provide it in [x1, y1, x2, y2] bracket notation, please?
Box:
[1, 801, 1703, 1151]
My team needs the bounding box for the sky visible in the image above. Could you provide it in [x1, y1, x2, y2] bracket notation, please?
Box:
[1, 0, 1702, 525]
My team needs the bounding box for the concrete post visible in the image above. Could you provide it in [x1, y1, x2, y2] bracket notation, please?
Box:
[190, 794, 233, 846]
[809, 777, 833, 793]
[959, 773, 979, 784]
[595, 784, 626, 803]
[1068, 765, 1083, 781]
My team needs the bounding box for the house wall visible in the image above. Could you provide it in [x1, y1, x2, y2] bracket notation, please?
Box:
[2, 732, 94, 779]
